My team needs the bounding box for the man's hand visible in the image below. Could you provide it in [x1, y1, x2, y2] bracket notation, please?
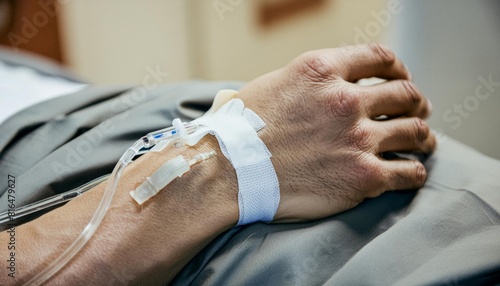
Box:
[238, 44, 436, 221]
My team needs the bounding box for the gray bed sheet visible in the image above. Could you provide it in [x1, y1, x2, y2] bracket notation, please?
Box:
[0, 50, 498, 285]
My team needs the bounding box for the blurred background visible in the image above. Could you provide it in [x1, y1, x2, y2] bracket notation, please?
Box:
[0, 0, 499, 159]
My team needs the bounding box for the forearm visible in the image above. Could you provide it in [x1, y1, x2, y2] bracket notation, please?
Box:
[0, 136, 238, 285]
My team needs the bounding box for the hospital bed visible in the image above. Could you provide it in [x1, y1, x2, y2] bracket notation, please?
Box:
[0, 48, 499, 285]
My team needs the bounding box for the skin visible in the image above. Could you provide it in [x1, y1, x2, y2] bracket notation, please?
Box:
[0, 44, 435, 285]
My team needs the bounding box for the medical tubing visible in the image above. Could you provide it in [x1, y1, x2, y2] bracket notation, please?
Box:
[24, 140, 144, 286]
[0, 174, 110, 225]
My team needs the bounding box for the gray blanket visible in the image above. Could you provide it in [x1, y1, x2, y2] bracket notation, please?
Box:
[0, 51, 499, 285]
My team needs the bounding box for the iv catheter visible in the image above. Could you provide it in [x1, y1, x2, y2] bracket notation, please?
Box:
[141, 122, 198, 148]
[24, 121, 199, 286]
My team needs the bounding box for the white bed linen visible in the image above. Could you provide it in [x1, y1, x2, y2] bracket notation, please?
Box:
[0, 60, 86, 125]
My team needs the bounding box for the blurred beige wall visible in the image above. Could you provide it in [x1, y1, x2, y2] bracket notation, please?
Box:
[59, 0, 191, 84]
[188, 0, 387, 81]
[59, 0, 387, 84]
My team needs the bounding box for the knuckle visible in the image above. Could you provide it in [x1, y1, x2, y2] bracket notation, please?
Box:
[349, 123, 372, 152]
[368, 162, 384, 185]
[325, 87, 361, 118]
[411, 117, 430, 142]
[401, 81, 422, 107]
[358, 159, 385, 193]
[297, 51, 336, 80]
[368, 43, 396, 65]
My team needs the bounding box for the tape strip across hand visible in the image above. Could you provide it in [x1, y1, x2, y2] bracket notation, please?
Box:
[178, 90, 280, 226]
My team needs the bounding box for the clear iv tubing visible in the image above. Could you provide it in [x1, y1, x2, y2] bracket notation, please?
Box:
[24, 141, 141, 286]
[25, 121, 198, 285]
[0, 175, 110, 225]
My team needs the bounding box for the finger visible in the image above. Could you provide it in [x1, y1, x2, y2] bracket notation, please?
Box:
[360, 80, 431, 119]
[293, 44, 411, 83]
[370, 117, 436, 154]
[380, 159, 427, 191]
[335, 44, 411, 82]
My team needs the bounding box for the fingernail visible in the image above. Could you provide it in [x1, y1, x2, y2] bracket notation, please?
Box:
[427, 99, 433, 114]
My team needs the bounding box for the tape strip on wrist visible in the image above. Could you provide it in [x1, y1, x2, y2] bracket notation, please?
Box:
[180, 92, 280, 226]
